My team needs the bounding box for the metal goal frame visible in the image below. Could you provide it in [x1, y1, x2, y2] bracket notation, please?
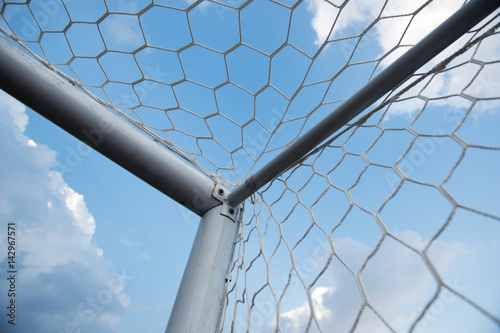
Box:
[0, 0, 499, 331]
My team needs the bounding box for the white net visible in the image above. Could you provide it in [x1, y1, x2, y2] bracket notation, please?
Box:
[1, 0, 500, 332]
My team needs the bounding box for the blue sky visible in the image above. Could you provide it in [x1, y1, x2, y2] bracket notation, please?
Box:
[0, 0, 500, 332]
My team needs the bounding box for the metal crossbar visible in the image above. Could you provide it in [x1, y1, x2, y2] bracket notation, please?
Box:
[227, 0, 500, 206]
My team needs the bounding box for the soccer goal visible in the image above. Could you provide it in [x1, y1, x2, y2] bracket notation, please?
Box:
[1, 0, 499, 332]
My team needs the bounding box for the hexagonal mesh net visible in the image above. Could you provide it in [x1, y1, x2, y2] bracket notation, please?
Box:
[1, 0, 500, 332]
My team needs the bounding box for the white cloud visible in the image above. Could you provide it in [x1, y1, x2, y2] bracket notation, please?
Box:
[332, 0, 385, 38]
[314, 0, 461, 60]
[307, 0, 339, 45]
[377, 0, 500, 116]
[56, 171, 97, 236]
[307, 0, 500, 118]
[0, 90, 130, 333]
[306, 0, 385, 44]
[281, 286, 334, 331]
[400, 0, 461, 47]
[0, 90, 28, 134]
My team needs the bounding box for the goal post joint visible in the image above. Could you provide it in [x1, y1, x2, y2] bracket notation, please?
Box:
[165, 183, 243, 333]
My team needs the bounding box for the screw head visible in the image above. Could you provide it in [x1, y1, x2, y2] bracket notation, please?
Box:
[228, 208, 235, 215]
[218, 188, 224, 196]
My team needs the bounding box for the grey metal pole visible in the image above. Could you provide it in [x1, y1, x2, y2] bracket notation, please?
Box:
[227, 0, 500, 206]
[0, 35, 220, 216]
[165, 202, 241, 333]
[0, 27, 242, 333]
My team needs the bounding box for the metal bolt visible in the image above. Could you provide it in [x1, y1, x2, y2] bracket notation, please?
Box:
[228, 208, 235, 215]
[218, 188, 224, 196]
